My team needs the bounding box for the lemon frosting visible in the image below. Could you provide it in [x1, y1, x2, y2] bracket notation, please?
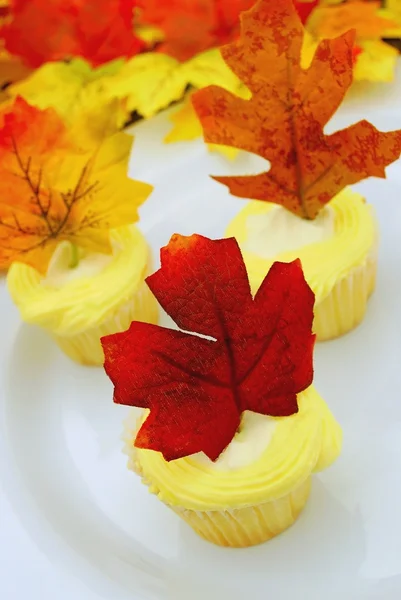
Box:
[192, 411, 277, 471]
[226, 188, 377, 302]
[245, 204, 335, 258]
[7, 225, 150, 336]
[43, 242, 115, 287]
[129, 385, 342, 511]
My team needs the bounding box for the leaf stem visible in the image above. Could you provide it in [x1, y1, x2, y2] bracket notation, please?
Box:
[69, 243, 79, 269]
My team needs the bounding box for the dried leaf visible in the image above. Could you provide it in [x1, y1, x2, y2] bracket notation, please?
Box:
[102, 234, 315, 462]
[0, 97, 152, 272]
[193, 0, 401, 219]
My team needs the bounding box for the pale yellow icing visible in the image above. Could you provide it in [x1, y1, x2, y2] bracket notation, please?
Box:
[129, 386, 342, 511]
[43, 242, 115, 287]
[192, 411, 277, 471]
[245, 204, 335, 258]
[7, 225, 150, 336]
[226, 188, 377, 302]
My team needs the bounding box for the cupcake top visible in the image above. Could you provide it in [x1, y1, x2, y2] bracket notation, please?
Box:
[227, 188, 377, 299]
[102, 233, 340, 484]
[7, 226, 150, 335]
[192, 0, 401, 221]
[125, 385, 341, 510]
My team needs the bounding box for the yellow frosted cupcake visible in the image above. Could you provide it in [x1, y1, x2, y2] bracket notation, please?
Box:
[192, 0, 401, 341]
[226, 189, 378, 341]
[0, 97, 156, 365]
[7, 226, 158, 365]
[124, 385, 341, 547]
[103, 233, 342, 547]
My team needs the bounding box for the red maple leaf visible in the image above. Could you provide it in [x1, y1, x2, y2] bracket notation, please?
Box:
[295, 0, 319, 25]
[102, 234, 315, 462]
[138, 0, 316, 61]
[0, 0, 144, 68]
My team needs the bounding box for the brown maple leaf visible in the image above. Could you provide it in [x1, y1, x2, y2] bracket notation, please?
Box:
[192, 0, 401, 219]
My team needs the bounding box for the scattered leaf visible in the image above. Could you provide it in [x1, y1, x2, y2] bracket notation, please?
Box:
[192, 0, 401, 219]
[7, 59, 128, 142]
[137, 0, 255, 61]
[307, 1, 398, 40]
[137, 0, 318, 62]
[102, 234, 315, 462]
[354, 39, 399, 81]
[0, 0, 144, 68]
[0, 97, 153, 273]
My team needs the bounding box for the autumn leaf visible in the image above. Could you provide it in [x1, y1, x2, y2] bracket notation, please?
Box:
[6, 59, 128, 143]
[0, 0, 144, 68]
[307, 1, 398, 40]
[100, 47, 242, 120]
[164, 49, 249, 157]
[304, 1, 400, 81]
[137, 0, 255, 61]
[295, 0, 319, 24]
[137, 0, 318, 62]
[165, 97, 239, 159]
[192, 0, 401, 219]
[0, 49, 31, 105]
[102, 234, 315, 462]
[0, 97, 153, 273]
[354, 39, 399, 81]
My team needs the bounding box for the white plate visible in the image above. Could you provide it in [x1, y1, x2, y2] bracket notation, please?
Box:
[2, 68, 401, 600]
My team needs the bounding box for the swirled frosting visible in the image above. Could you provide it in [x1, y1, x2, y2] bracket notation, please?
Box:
[7, 225, 150, 336]
[226, 188, 377, 301]
[126, 386, 342, 511]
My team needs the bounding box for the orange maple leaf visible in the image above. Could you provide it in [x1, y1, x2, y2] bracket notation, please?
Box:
[0, 97, 152, 273]
[137, 0, 316, 61]
[307, 1, 398, 41]
[0, 0, 144, 68]
[192, 0, 401, 219]
[137, 0, 255, 61]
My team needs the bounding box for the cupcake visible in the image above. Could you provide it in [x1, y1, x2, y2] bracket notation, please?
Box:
[7, 226, 158, 365]
[1, 97, 157, 365]
[226, 189, 378, 340]
[192, 0, 401, 341]
[102, 233, 342, 547]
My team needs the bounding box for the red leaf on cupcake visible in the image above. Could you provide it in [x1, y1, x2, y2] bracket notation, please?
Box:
[102, 234, 315, 462]
[192, 0, 401, 219]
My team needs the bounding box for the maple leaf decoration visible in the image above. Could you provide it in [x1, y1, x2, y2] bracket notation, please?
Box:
[192, 0, 401, 219]
[102, 234, 315, 462]
[0, 0, 144, 68]
[137, 0, 317, 62]
[0, 97, 153, 273]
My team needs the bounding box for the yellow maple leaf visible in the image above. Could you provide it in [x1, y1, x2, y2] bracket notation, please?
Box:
[101, 53, 188, 119]
[379, 2, 401, 36]
[0, 97, 153, 273]
[7, 59, 128, 144]
[354, 39, 399, 81]
[101, 47, 244, 120]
